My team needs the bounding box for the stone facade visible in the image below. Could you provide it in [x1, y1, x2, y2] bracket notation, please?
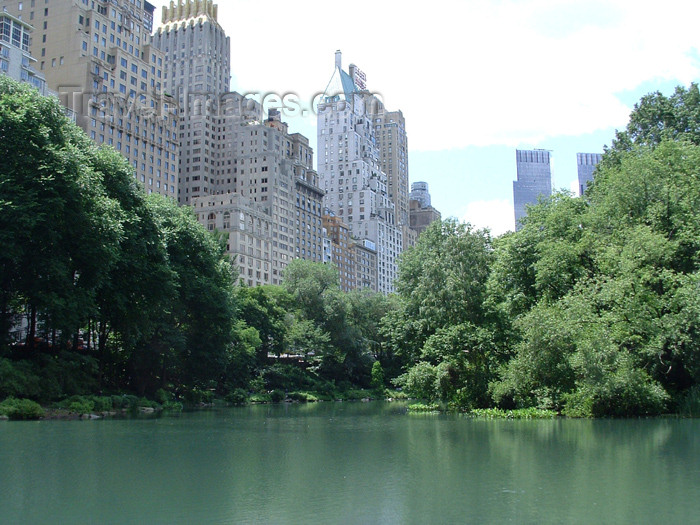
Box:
[317, 51, 402, 294]
[3, 0, 179, 198]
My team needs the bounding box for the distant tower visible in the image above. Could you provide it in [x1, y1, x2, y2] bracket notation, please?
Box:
[513, 149, 552, 230]
[577, 153, 602, 196]
[409, 182, 431, 208]
[408, 182, 441, 236]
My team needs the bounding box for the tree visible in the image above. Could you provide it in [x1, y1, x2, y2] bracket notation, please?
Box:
[0, 76, 123, 349]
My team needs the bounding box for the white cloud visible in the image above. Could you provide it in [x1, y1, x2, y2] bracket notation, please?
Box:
[460, 199, 515, 237]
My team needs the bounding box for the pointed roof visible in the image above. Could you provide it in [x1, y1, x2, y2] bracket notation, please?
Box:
[322, 66, 357, 103]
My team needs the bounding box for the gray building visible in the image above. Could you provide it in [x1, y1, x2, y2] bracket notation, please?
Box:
[317, 51, 402, 294]
[409, 181, 431, 209]
[577, 152, 602, 196]
[513, 149, 552, 230]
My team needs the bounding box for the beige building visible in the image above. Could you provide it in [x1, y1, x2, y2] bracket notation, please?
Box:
[3, 0, 179, 199]
[352, 239, 378, 292]
[323, 215, 355, 292]
[191, 109, 324, 286]
[372, 106, 416, 249]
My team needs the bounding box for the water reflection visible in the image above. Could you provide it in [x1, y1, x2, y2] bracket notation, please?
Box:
[0, 404, 698, 524]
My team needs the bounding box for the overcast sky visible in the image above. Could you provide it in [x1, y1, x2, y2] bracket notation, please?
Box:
[152, 0, 700, 235]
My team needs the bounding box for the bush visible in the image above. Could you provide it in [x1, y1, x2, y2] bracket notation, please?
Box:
[287, 391, 318, 403]
[57, 395, 95, 414]
[403, 362, 440, 401]
[0, 398, 45, 420]
[225, 389, 248, 405]
[90, 396, 113, 412]
[563, 368, 669, 418]
[270, 389, 286, 403]
[155, 388, 174, 404]
[0, 358, 42, 400]
[249, 392, 272, 403]
[370, 361, 385, 391]
[162, 401, 183, 411]
[679, 385, 700, 417]
[137, 397, 159, 409]
[468, 408, 557, 419]
[262, 363, 311, 391]
[183, 388, 214, 405]
[407, 403, 440, 412]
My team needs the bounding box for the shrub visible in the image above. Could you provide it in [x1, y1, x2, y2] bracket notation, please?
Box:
[249, 392, 272, 403]
[370, 361, 385, 391]
[155, 389, 174, 405]
[57, 395, 94, 414]
[679, 385, 700, 417]
[137, 397, 159, 409]
[183, 388, 214, 405]
[287, 391, 318, 403]
[407, 403, 440, 412]
[162, 401, 183, 411]
[91, 396, 114, 412]
[0, 358, 42, 400]
[270, 389, 286, 403]
[225, 389, 248, 405]
[0, 398, 45, 420]
[403, 362, 439, 401]
[468, 408, 557, 419]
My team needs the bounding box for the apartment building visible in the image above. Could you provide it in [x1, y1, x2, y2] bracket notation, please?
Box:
[3, 0, 179, 198]
[317, 51, 402, 294]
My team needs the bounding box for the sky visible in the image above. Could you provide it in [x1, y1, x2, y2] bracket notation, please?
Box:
[152, 0, 700, 235]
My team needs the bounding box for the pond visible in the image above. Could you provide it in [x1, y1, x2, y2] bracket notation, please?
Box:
[1, 402, 699, 524]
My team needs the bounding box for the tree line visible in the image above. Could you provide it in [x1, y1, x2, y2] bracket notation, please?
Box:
[3, 75, 700, 416]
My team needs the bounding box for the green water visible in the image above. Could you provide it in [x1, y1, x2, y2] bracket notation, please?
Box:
[1, 402, 699, 524]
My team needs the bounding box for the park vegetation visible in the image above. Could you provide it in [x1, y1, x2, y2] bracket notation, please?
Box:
[3, 76, 700, 418]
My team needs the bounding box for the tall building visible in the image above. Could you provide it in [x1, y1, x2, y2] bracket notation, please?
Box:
[0, 11, 48, 95]
[317, 51, 402, 294]
[372, 106, 413, 248]
[191, 109, 324, 286]
[409, 182, 441, 236]
[153, 0, 230, 98]
[151, 0, 230, 206]
[2, 0, 179, 198]
[577, 152, 602, 196]
[513, 149, 552, 230]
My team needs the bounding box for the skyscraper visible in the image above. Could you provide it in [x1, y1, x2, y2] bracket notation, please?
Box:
[151, 0, 231, 205]
[317, 51, 402, 294]
[513, 149, 552, 230]
[2, 0, 179, 199]
[372, 106, 413, 248]
[577, 152, 602, 196]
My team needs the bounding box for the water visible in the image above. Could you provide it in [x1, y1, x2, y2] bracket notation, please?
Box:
[1, 402, 699, 524]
